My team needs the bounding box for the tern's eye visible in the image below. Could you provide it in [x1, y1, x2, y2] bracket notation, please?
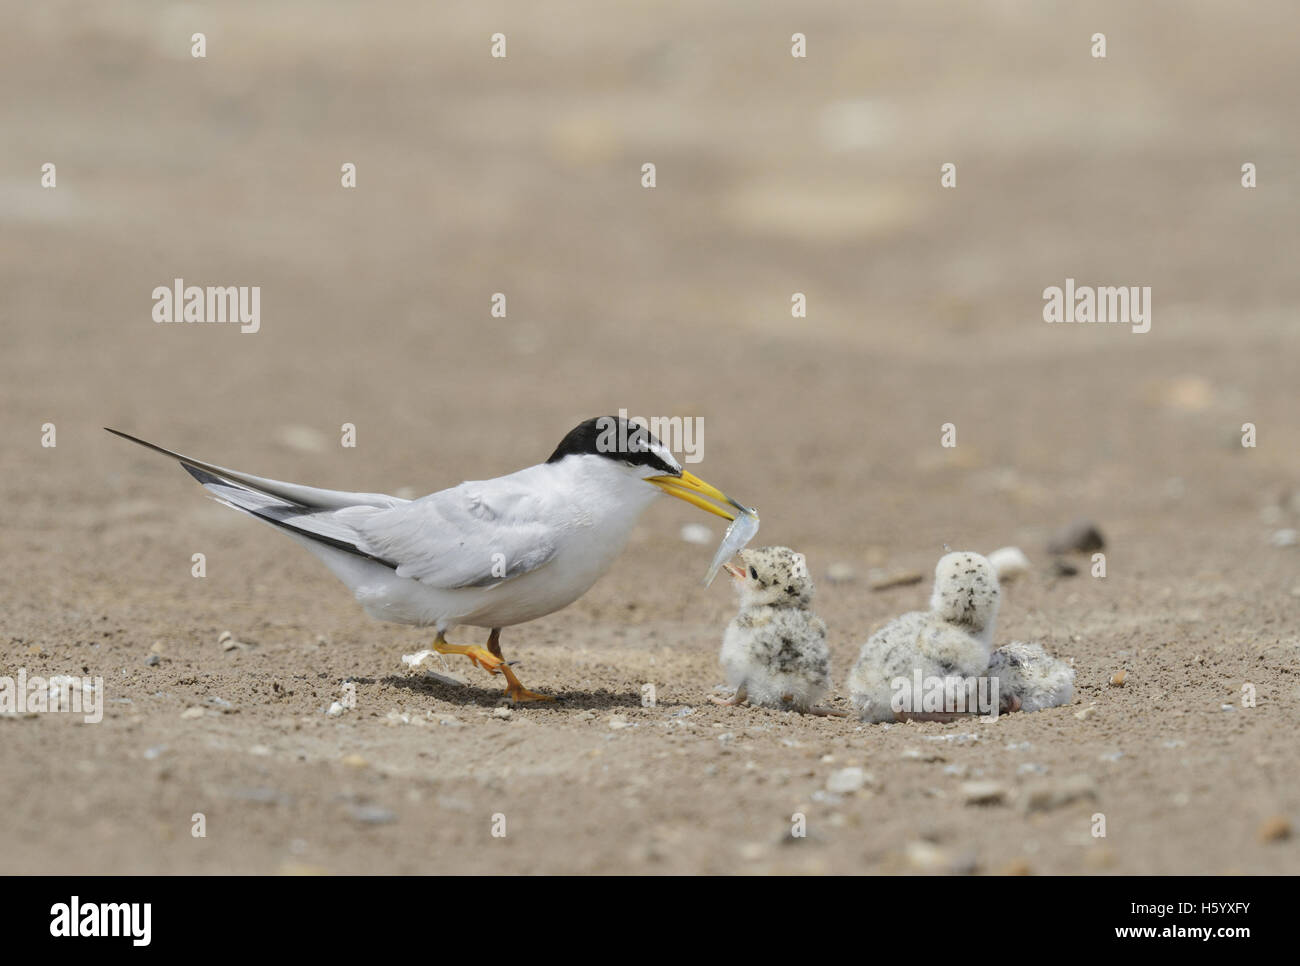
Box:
[749, 566, 759, 580]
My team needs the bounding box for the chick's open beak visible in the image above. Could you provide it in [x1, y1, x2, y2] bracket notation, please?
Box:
[647, 470, 745, 521]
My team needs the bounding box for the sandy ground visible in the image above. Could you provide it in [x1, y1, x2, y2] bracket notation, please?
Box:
[3, 1, 1299, 874]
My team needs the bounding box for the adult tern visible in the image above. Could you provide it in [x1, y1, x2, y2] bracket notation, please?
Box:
[107, 417, 749, 702]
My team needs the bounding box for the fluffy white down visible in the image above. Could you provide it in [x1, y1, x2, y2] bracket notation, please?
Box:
[846, 611, 994, 722]
[928, 551, 1001, 646]
[721, 607, 831, 711]
[848, 551, 1001, 722]
[719, 546, 830, 712]
[987, 641, 1074, 712]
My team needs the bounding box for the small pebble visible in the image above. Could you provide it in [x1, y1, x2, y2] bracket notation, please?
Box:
[1023, 774, 1097, 813]
[608, 714, 631, 730]
[869, 570, 924, 591]
[825, 562, 857, 584]
[401, 649, 437, 669]
[826, 767, 872, 794]
[491, 706, 513, 720]
[904, 841, 952, 873]
[144, 655, 161, 667]
[1270, 529, 1298, 548]
[987, 547, 1030, 582]
[900, 748, 945, 763]
[278, 425, 329, 453]
[1074, 704, 1099, 721]
[326, 702, 346, 717]
[346, 804, 396, 825]
[179, 707, 205, 720]
[1047, 519, 1105, 554]
[961, 780, 1008, 806]
[341, 754, 368, 768]
[1084, 846, 1117, 870]
[1050, 558, 1079, 577]
[230, 786, 282, 805]
[1110, 670, 1127, 687]
[924, 732, 982, 744]
[1257, 815, 1292, 843]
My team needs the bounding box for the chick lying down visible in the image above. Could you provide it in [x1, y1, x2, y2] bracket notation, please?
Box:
[987, 641, 1075, 712]
[848, 550, 1073, 722]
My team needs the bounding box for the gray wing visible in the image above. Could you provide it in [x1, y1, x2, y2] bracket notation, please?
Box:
[354, 478, 559, 589]
[107, 428, 408, 567]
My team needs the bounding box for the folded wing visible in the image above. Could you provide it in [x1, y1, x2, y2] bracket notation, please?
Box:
[355, 481, 558, 589]
[107, 428, 558, 589]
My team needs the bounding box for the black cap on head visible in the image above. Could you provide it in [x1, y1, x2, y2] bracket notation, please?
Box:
[546, 416, 679, 475]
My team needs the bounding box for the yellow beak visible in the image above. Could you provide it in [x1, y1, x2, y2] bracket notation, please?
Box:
[647, 471, 743, 521]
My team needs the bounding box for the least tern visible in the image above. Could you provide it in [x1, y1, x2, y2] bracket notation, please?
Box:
[847, 551, 1002, 722]
[713, 547, 844, 716]
[987, 641, 1074, 712]
[107, 417, 748, 702]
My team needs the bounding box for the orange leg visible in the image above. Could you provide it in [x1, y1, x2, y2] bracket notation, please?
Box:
[433, 631, 554, 703]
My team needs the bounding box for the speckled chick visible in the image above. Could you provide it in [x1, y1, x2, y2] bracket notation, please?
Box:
[715, 546, 836, 714]
[987, 641, 1075, 712]
[847, 551, 1001, 722]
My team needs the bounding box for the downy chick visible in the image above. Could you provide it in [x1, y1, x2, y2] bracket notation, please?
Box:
[714, 547, 842, 716]
[847, 551, 1001, 722]
[987, 641, 1074, 712]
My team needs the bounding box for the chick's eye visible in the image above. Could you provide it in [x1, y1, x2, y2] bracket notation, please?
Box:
[749, 566, 759, 580]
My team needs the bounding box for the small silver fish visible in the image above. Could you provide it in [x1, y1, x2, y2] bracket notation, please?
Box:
[704, 508, 760, 586]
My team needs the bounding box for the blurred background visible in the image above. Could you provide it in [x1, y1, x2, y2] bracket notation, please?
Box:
[2, 1, 1297, 874]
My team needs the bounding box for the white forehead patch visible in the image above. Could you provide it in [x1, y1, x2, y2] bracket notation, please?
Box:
[649, 440, 680, 474]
